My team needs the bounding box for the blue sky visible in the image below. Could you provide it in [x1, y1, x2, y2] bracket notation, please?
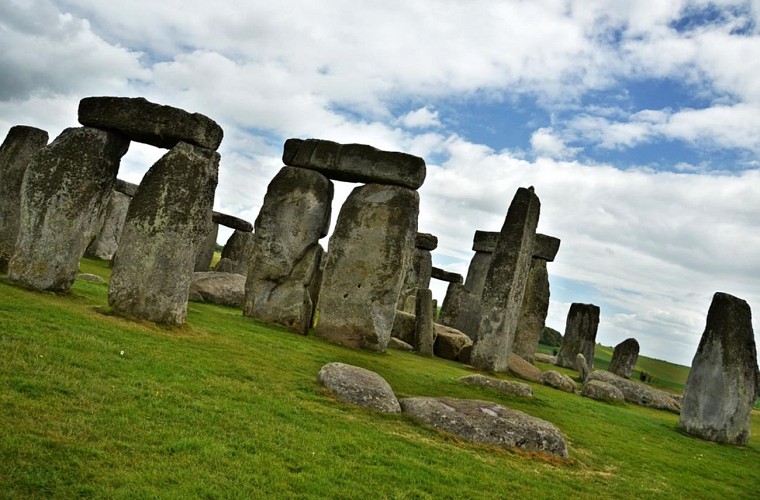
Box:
[1, 0, 758, 366]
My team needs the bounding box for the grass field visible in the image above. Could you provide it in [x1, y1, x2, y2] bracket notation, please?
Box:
[1, 258, 758, 498]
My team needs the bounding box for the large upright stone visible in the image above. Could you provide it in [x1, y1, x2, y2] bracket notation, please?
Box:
[84, 188, 132, 260]
[109, 142, 219, 324]
[316, 183, 419, 351]
[396, 233, 437, 313]
[194, 222, 219, 271]
[608, 338, 640, 379]
[283, 138, 426, 190]
[78, 96, 224, 150]
[244, 166, 333, 334]
[679, 293, 759, 445]
[556, 303, 600, 370]
[215, 230, 254, 275]
[0, 126, 49, 272]
[511, 259, 550, 362]
[8, 127, 129, 292]
[470, 187, 540, 372]
[415, 288, 435, 356]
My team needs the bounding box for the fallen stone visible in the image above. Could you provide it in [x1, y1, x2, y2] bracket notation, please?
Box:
[388, 337, 413, 351]
[433, 323, 472, 360]
[533, 353, 557, 365]
[587, 370, 681, 413]
[317, 362, 400, 413]
[189, 271, 246, 308]
[459, 374, 533, 398]
[507, 352, 543, 382]
[582, 380, 625, 403]
[540, 370, 578, 393]
[431, 266, 464, 283]
[608, 338, 639, 379]
[76, 273, 105, 284]
[212, 211, 253, 232]
[399, 397, 568, 459]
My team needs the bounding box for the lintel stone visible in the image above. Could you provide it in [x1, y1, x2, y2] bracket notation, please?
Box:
[431, 266, 463, 283]
[533, 233, 561, 261]
[212, 211, 253, 232]
[415, 232, 438, 251]
[472, 230, 499, 252]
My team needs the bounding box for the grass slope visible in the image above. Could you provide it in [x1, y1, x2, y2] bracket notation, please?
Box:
[1, 258, 758, 498]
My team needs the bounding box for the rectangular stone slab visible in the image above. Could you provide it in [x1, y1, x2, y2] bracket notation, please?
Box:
[431, 266, 464, 283]
[533, 233, 561, 261]
[472, 230, 499, 252]
[415, 232, 438, 250]
[212, 211, 253, 232]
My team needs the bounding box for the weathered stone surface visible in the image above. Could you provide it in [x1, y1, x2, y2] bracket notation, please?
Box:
[84, 189, 132, 260]
[76, 273, 105, 284]
[283, 138, 426, 190]
[415, 288, 435, 356]
[391, 310, 416, 346]
[8, 127, 129, 292]
[212, 211, 253, 232]
[582, 380, 625, 403]
[472, 230, 499, 253]
[433, 324, 472, 361]
[679, 292, 759, 445]
[317, 362, 401, 413]
[540, 370, 578, 393]
[608, 338, 640, 379]
[459, 375, 533, 398]
[389, 337, 414, 351]
[556, 303, 600, 371]
[215, 230, 254, 275]
[512, 258, 550, 363]
[244, 167, 332, 334]
[438, 282, 480, 338]
[587, 370, 681, 413]
[114, 179, 138, 197]
[316, 184, 419, 351]
[0, 126, 49, 272]
[399, 397, 568, 459]
[189, 271, 246, 308]
[415, 232, 438, 251]
[431, 266, 463, 283]
[194, 222, 218, 271]
[532, 234, 560, 262]
[470, 187, 540, 372]
[507, 352, 543, 382]
[78, 96, 223, 150]
[576, 353, 590, 383]
[396, 247, 432, 313]
[533, 353, 557, 365]
[109, 142, 219, 324]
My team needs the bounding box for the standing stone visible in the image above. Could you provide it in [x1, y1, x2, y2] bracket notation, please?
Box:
[470, 187, 540, 372]
[194, 222, 219, 271]
[244, 166, 333, 334]
[316, 183, 419, 351]
[8, 127, 129, 292]
[109, 142, 219, 324]
[397, 233, 437, 313]
[215, 230, 255, 275]
[678, 292, 759, 445]
[556, 303, 600, 370]
[0, 126, 49, 272]
[576, 353, 590, 382]
[84, 188, 133, 260]
[608, 338, 640, 379]
[415, 288, 435, 356]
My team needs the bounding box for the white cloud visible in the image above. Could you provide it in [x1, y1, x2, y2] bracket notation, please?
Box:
[398, 107, 441, 129]
[530, 127, 581, 159]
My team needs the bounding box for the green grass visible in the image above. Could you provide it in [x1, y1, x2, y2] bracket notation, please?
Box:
[1, 258, 758, 498]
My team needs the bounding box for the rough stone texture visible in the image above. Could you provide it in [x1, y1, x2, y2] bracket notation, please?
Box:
[194, 222, 218, 271]
[317, 362, 401, 413]
[391, 310, 416, 346]
[399, 397, 568, 459]
[532, 234, 561, 262]
[587, 370, 681, 413]
[507, 352, 543, 382]
[415, 288, 435, 356]
[189, 271, 246, 308]
[534, 353, 557, 365]
[470, 187, 540, 372]
[679, 292, 759, 445]
[576, 353, 590, 383]
[431, 266, 463, 284]
[389, 337, 413, 351]
[582, 380, 625, 403]
[415, 232, 438, 251]
[0, 126, 49, 272]
[283, 138, 426, 190]
[608, 338, 640, 379]
[77, 273, 105, 284]
[316, 184, 419, 352]
[556, 303, 600, 371]
[396, 247, 432, 313]
[244, 167, 332, 335]
[84, 189, 132, 260]
[459, 375, 533, 398]
[458, 344, 473, 364]
[8, 127, 129, 292]
[433, 324, 472, 361]
[114, 179, 138, 197]
[108, 142, 219, 324]
[216, 230, 255, 275]
[212, 211, 253, 232]
[78, 96, 223, 150]
[472, 230, 499, 253]
[512, 258, 550, 363]
[540, 371, 578, 393]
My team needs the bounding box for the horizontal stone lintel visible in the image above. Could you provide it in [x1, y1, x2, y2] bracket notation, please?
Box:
[212, 211, 253, 232]
[114, 179, 138, 197]
[415, 232, 438, 250]
[431, 266, 463, 283]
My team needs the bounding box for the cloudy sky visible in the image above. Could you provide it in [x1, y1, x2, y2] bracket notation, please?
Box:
[2, 0, 758, 366]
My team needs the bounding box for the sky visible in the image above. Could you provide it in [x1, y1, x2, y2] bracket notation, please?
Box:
[1, 0, 758, 366]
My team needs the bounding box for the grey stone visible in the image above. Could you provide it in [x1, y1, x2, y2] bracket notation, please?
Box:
[78, 96, 223, 150]
[109, 142, 219, 324]
[582, 380, 625, 403]
[212, 211, 253, 232]
[396, 247, 432, 313]
[244, 166, 332, 334]
[0, 126, 49, 272]
[459, 374, 533, 398]
[188, 271, 246, 308]
[114, 179, 138, 197]
[512, 258, 550, 363]
[532, 233, 560, 262]
[317, 362, 401, 413]
[679, 292, 759, 444]
[415, 288, 435, 356]
[415, 232, 438, 251]
[399, 397, 568, 459]
[215, 230, 254, 275]
[431, 266, 463, 283]
[556, 303, 600, 371]
[391, 310, 416, 345]
[470, 187, 540, 372]
[471, 230, 499, 253]
[8, 127, 129, 292]
[608, 338, 640, 379]
[507, 352, 543, 382]
[540, 370, 578, 393]
[194, 222, 218, 271]
[316, 184, 419, 351]
[76, 273, 105, 284]
[576, 353, 590, 382]
[533, 353, 557, 365]
[84, 189, 132, 260]
[283, 138, 426, 190]
[388, 337, 414, 351]
[433, 323, 472, 361]
[587, 370, 681, 413]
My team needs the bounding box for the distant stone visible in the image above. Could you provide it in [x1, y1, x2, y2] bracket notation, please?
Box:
[438, 282, 481, 338]
[556, 303, 600, 371]
[431, 267, 464, 283]
[532, 234, 561, 262]
[396, 242, 433, 313]
[433, 324, 472, 361]
[582, 380, 625, 403]
[540, 370, 578, 393]
[507, 352, 543, 382]
[194, 222, 218, 271]
[212, 211, 253, 232]
[608, 338, 640, 379]
[77, 273, 105, 284]
[318, 362, 401, 413]
[283, 138, 426, 190]
[587, 370, 681, 413]
[78, 96, 223, 150]
[415, 288, 435, 356]
[399, 397, 568, 459]
[189, 271, 246, 308]
[391, 310, 416, 346]
[471, 230, 499, 253]
[512, 258, 550, 362]
[415, 232, 438, 250]
[114, 179, 138, 197]
[576, 353, 590, 383]
[388, 337, 414, 351]
[216, 230, 254, 275]
[679, 292, 759, 445]
[459, 375, 533, 398]
[533, 353, 557, 365]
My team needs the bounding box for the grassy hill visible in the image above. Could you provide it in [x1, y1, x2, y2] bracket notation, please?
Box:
[1, 258, 758, 498]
